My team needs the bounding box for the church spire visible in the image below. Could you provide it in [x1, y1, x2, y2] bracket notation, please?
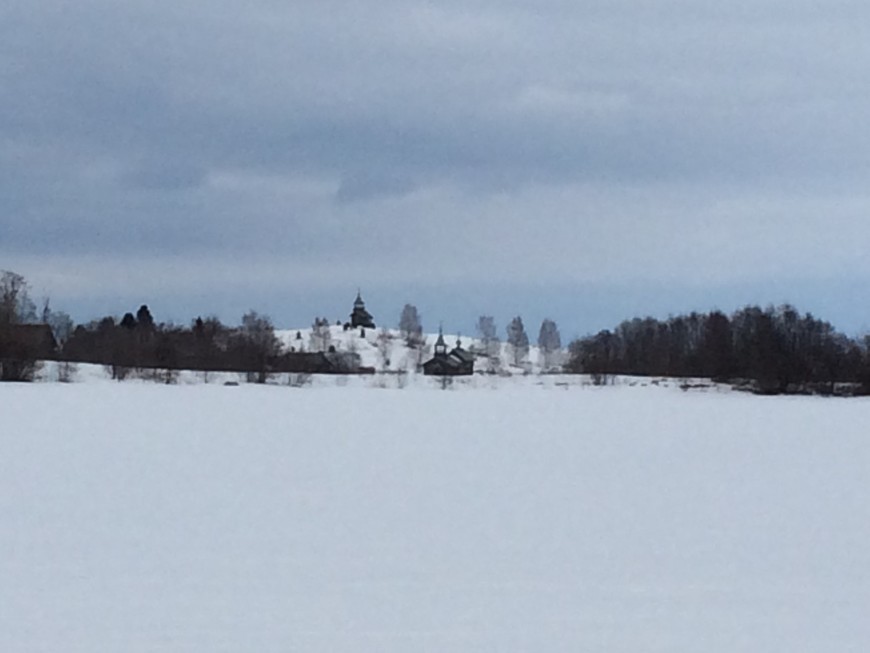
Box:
[434, 325, 447, 356]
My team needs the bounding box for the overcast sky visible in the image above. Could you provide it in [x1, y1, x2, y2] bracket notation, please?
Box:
[3, 0, 870, 336]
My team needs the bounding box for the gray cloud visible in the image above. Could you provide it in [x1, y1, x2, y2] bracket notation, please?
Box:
[2, 0, 870, 330]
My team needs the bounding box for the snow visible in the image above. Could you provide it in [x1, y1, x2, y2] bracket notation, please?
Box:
[274, 325, 558, 373]
[3, 380, 870, 651]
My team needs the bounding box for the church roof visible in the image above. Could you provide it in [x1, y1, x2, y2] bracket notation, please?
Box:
[450, 347, 474, 364]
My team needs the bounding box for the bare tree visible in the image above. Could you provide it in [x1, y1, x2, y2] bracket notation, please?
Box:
[56, 360, 77, 383]
[240, 311, 281, 383]
[0, 270, 36, 326]
[476, 315, 501, 373]
[376, 327, 393, 370]
[399, 304, 423, 344]
[41, 300, 74, 346]
[537, 318, 562, 372]
[41, 299, 77, 381]
[506, 316, 530, 367]
[0, 271, 41, 381]
[309, 317, 332, 352]
[396, 303, 424, 370]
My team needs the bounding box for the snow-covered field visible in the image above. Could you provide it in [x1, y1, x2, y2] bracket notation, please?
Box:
[3, 381, 870, 652]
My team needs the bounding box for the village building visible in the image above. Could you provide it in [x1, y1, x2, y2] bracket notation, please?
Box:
[0, 324, 58, 361]
[422, 329, 474, 376]
[277, 350, 365, 374]
[349, 291, 376, 329]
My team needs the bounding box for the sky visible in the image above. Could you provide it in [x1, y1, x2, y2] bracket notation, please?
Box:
[3, 0, 870, 338]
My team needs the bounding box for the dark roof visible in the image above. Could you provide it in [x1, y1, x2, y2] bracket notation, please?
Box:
[423, 344, 474, 376]
[450, 347, 474, 364]
[275, 352, 335, 373]
[423, 357, 461, 371]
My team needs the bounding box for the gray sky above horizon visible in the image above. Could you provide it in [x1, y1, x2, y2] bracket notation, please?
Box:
[3, 0, 870, 336]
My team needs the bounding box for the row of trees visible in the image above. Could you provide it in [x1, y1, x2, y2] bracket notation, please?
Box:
[566, 305, 870, 394]
[11, 268, 870, 393]
[4, 268, 571, 382]
[482, 315, 561, 371]
[1, 271, 76, 380]
[0, 270, 318, 382]
[397, 304, 563, 372]
[61, 309, 306, 382]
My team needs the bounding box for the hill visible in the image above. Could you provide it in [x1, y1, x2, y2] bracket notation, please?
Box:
[274, 325, 562, 375]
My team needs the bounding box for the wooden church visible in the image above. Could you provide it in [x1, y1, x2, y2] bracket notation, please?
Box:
[349, 291, 376, 329]
[423, 329, 474, 376]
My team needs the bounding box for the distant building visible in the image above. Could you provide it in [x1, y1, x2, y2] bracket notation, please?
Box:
[0, 324, 58, 360]
[423, 330, 474, 376]
[349, 291, 376, 329]
[276, 350, 367, 374]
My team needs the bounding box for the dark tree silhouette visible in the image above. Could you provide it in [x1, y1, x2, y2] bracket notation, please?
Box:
[566, 305, 865, 395]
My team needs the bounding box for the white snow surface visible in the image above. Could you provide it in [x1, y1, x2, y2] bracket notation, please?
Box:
[3, 381, 870, 652]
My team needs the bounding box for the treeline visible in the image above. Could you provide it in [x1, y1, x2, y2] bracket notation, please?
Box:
[7, 267, 870, 394]
[566, 305, 870, 395]
[1, 270, 365, 382]
[62, 308, 365, 381]
[66, 308, 266, 381]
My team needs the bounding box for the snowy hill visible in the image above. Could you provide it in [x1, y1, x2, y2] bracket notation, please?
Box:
[274, 325, 563, 375]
